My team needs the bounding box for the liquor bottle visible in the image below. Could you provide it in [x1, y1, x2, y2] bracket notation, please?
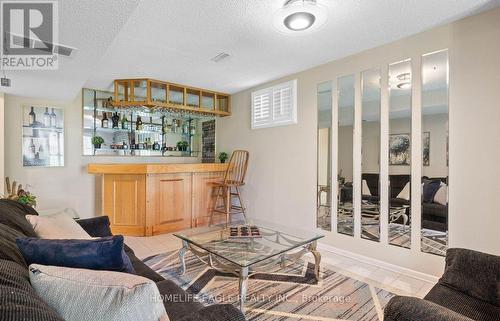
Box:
[130, 134, 136, 149]
[29, 139, 36, 158]
[38, 145, 44, 160]
[50, 108, 56, 127]
[101, 112, 109, 128]
[121, 114, 128, 129]
[43, 107, 50, 127]
[136, 116, 143, 131]
[153, 141, 160, 151]
[28, 107, 36, 126]
[111, 112, 120, 129]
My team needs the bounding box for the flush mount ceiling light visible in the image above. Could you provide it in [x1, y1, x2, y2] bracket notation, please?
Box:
[274, 0, 327, 34]
[397, 82, 411, 89]
[396, 73, 411, 89]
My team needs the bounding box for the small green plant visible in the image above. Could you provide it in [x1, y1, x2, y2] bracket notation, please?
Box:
[17, 192, 37, 207]
[218, 152, 229, 163]
[176, 141, 189, 151]
[92, 136, 104, 148]
[3, 177, 37, 207]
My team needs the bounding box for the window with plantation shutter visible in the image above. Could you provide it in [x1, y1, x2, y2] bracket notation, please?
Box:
[251, 79, 297, 129]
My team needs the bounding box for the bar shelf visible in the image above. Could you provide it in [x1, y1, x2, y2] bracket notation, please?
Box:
[83, 88, 215, 157]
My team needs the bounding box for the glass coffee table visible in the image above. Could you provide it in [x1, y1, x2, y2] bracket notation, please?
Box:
[174, 220, 324, 312]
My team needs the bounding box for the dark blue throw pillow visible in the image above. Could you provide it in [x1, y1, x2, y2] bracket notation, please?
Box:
[15, 235, 135, 273]
[422, 180, 442, 203]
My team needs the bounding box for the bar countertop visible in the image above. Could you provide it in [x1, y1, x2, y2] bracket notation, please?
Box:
[87, 163, 228, 174]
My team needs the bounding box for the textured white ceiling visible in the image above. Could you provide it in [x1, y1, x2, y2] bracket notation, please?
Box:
[1, 0, 499, 100]
[0, 0, 141, 100]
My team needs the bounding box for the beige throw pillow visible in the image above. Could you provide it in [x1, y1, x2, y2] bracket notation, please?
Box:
[29, 264, 169, 321]
[396, 182, 410, 200]
[362, 179, 371, 196]
[25, 212, 91, 239]
[433, 183, 448, 205]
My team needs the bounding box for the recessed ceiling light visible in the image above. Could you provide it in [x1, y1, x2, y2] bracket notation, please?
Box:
[274, 0, 327, 34]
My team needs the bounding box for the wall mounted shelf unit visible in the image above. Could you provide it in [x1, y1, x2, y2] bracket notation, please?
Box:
[83, 88, 216, 157]
[113, 78, 231, 117]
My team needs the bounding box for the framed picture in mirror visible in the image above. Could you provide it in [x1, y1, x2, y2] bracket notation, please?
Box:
[423, 132, 430, 166]
[389, 133, 410, 165]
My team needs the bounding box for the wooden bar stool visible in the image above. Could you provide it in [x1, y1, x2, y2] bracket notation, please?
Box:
[209, 150, 249, 226]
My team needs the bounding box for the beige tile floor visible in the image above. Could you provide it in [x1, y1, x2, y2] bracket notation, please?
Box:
[125, 234, 436, 299]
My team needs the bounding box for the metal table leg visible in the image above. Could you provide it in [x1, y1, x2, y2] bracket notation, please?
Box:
[239, 267, 249, 313]
[178, 240, 188, 275]
[310, 240, 321, 281]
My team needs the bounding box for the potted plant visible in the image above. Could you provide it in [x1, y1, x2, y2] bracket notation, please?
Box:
[3, 177, 37, 207]
[218, 152, 229, 163]
[176, 141, 189, 152]
[92, 136, 104, 149]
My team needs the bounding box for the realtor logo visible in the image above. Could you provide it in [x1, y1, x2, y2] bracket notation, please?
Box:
[1, 1, 58, 70]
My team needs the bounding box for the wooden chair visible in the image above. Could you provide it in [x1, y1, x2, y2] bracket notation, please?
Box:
[209, 150, 249, 226]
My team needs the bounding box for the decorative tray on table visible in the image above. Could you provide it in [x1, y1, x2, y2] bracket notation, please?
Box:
[228, 225, 262, 239]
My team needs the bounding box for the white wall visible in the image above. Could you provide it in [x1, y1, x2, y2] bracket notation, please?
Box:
[217, 8, 500, 276]
[4, 92, 199, 218]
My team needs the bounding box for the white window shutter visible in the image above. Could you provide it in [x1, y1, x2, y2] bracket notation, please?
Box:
[251, 89, 272, 128]
[251, 79, 297, 129]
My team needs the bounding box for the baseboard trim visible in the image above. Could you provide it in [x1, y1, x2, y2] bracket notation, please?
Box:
[318, 242, 439, 284]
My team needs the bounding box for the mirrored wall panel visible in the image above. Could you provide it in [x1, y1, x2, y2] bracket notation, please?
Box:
[317, 81, 333, 231]
[388, 59, 412, 248]
[337, 75, 355, 236]
[361, 70, 381, 241]
[421, 50, 449, 256]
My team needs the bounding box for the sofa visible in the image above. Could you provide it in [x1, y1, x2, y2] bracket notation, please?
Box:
[0, 199, 245, 321]
[384, 248, 500, 321]
[362, 173, 448, 231]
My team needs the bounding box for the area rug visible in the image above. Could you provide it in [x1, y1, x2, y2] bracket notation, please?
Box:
[143, 250, 395, 320]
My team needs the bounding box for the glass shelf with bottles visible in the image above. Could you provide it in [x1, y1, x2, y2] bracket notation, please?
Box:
[82, 88, 212, 157]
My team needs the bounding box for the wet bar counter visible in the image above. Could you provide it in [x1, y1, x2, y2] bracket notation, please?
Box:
[88, 163, 228, 236]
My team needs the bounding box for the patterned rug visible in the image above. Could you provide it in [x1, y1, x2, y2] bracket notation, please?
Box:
[333, 218, 447, 256]
[143, 250, 395, 320]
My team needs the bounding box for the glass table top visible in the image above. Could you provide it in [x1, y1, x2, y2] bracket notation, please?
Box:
[174, 219, 324, 267]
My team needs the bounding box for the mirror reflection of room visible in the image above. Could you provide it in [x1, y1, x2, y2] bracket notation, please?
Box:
[421, 49, 449, 256]
[317, 81, 333, 231]
[388, 60, 412, 249]
[337, 75, 355, 236]
[360, 70, 381, 241]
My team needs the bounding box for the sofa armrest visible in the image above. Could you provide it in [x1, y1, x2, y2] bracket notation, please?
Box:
[76, 216, 113, 237]
[177, 304, 245, 321]
[384, 296, 474, 321]
[440, 248, 500, 306]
